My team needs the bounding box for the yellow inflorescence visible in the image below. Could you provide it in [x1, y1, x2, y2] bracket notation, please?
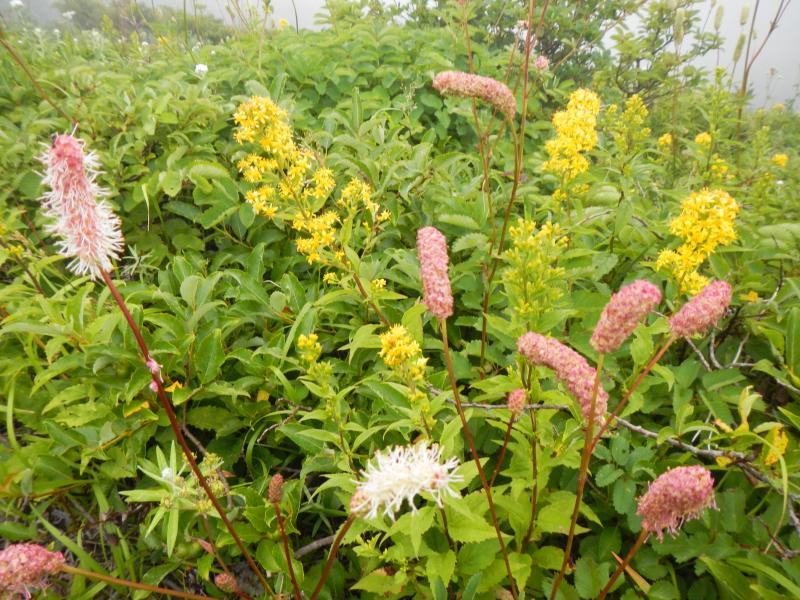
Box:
[379, 325, 421, 369]
[543, 89, 601, 182]
[657, 132, 673, 148]
[298, 333, 322, 363]
[694, 131, 712, 146]
[379, 325, 427, 384]
[765, 426, 789, 466]
[771, 153, 788, 167]
[656, 188, 739, 295]
[294, 211, 338, 264]
[606, 94, 651, 155]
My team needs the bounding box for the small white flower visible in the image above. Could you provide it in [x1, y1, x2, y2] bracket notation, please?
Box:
[195, 63, 208, 76]
[62, 10, 75, 19]
[352, 442, 461, 520]
[34, 27, 42, 34]
[210, 50, 216, 55]
[161, 467, 174, 482]
[776, 180, 785, 186]
[10, 0, 24, 8]
[141, 41, 149, 47]
[53, 28, 60, 35]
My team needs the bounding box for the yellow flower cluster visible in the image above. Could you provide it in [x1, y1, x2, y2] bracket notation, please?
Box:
[694, 131, 712, 146]
[605, 94, 651, 155]
[234, 96, 335, 220]
[657, 132, 673, 148]
[709, 155, 730, 181]
[765, 426, 789, 466]
[298, 333, 322, 363]
[656, 188, 739, 294]
[379, 325, 427, 383]
[293, 211, 338, 264]
[502, 220, 568, 327]
[543, 89, 601, 182]
[772, 153, 789, 168]
[339, 178, 377, 213]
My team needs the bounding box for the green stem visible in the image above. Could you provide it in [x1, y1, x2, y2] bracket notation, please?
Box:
[99, 270, 275, 599]
[61, 565, 211, 599]
[440, 319, 517, 599]
[550, 353, 605, 600]
[596, 529, 648, 600]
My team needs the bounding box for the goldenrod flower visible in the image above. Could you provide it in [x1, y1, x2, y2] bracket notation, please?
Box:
[771, 153, 788, 167]
[657, 132, 673, 147]
[765, 426, 789, 466]
[298, 333, 322, 363]
[379, 325, 421, 369]
[543, 88, 601, 183]
[694, 132, 712, 145]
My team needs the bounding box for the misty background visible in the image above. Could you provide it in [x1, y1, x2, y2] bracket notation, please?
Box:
[4, 0, 798, 106]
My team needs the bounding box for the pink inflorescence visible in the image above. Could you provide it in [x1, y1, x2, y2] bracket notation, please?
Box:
[0, 543, 65, 597]
[591, 280, 662, 353]
[507, 388, 526, 414]
[416, 227, 454, 320]
[214, 572, 238, 594]
[534, 55, 550, 71]
[669, 280, 732, 338]
[517, 332, 607, 422]
[39, 134, 124, 279]
[636, 465, 716, 540]
[432, 71, 516, 119]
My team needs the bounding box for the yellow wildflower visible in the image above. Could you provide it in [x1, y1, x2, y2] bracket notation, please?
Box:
[771, 153, 788, 167]
[709, 155, 729, 179]
[658, 132, 673, 148]
[543, 88, 601, 182]
[740, 291, 759, 303]
[656, 188, 739, 294]
[298, 333, 322, 363]
[294, 211, 338, 264]
[278, 18, 289, 30]
[165, 381, 184, 393]
[371, 278, 386, 290]
[377, 210, 391, 223]
[694, 132, 712, 145]
[323, 272, 338, 284]
[304, 167, 336, 202]
[379, 325, 422, 371]
[245, 186, 277, 217]
[765, 426, 789, 466]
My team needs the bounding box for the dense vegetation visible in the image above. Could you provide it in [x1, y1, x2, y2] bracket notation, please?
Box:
[1, 1, 799, 599]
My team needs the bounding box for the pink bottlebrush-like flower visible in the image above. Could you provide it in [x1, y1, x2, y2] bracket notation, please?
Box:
[268, 473, 284, 504]
[146, 357, 162, 392]
[507, 388, 526, 414]
[416, 226, 454, 320]
[432, 71, 516, 119]
[670, 280, 732, 338]
[636, 465, 716, 540]
[534, 55, 550, 71]
[39, 134, 124, 279]
[214, 572, 238, 594]
[517, 332, 607, 421]
[591, 280, 662, 353]
[0, 543, 65, 597]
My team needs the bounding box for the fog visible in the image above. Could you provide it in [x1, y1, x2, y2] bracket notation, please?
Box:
[5, 0, 798, 105]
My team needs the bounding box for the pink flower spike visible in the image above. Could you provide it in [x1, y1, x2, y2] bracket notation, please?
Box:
[534, 55, 549, 71]
[669, 280, 732, 338]
[591, 280, 662, 353]
[416, 227, 454, 320]
[0, 543, 65, 598]
[39, 134, 124, 279]
[432, 71, 516, 119]
[507, 388, 526, 414]
[146, 358, 161, 377]
[517, 332, 607, 422]
[636, 465, 716, 540]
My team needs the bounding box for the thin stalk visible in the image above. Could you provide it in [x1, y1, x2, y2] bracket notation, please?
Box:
[422, 416, 455, 550]
[351, 271, 390, 326]
[61, 565, 211, 600]
[309, 515, 356, 600]
[550, 353, 605, 600]
[521, 407, 539, 550]
[99, 270, 275, 598]
[440, 319, 517, 599]
[490, 414, 516, 487]
[272, 500, 302, 600]
[596, 530, 648, 600]
[590, 338, 673, 452]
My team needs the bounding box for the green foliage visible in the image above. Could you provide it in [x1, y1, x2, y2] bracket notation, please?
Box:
[1, 1, 799, 599]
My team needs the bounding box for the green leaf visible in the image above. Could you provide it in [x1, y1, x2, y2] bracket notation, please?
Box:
[462, 573, 482, 600]
[195, 328, 225, 384]
[426, 550, 455, 590]
[160, 170, 183, 197]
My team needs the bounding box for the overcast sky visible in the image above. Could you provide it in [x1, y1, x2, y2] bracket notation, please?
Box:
[5, 0, 798, 105]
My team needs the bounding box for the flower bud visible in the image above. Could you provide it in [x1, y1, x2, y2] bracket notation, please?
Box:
[416, 227, 454, 320]
[0, 544, 65, 597]
[669, 280, 731, 338]
[590, 280, 662, 353]
[268, 473, 284, 504]
[432, 71, 516, 119]
[215, 572, 238, 594]
[507, 388, 526, 414]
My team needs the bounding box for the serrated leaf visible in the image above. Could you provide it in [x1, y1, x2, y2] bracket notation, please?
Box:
[195, 329, 224, 384]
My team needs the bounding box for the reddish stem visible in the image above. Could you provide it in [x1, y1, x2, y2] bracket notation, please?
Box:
[490, 414, 516, 487]
[590, 338, 674, 453]
[309, 515, 355, 600]
[272, 500, 302, 600]
[99, 270, 274, 597]
[61, 565, 211, 599]
[440, 319, 517, 599]
[596, 530, 648, 600]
